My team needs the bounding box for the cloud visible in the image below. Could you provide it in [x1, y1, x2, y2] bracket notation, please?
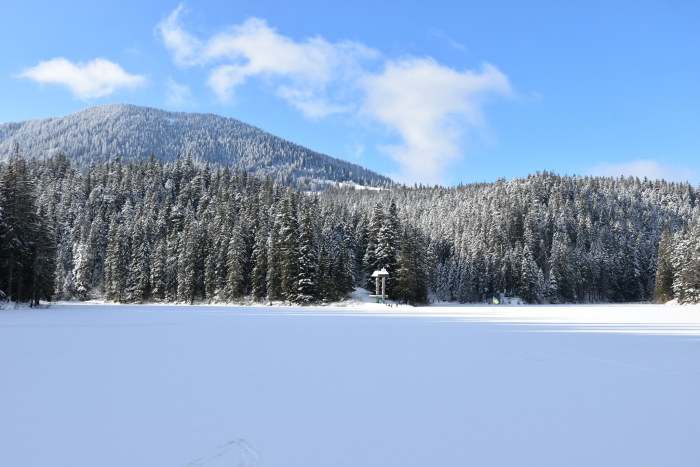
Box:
[430, 29, 467, 52]
[157, 5, 378, 115]
[165, 78, 195, 106]
[18, 58, 145, 100]
[588, 160, 699, 184]
[124, 46, 142, 56]
[345, 141, 365, 159]
[156, 5, 513, 183]
[156, 4, 203, 67]
[361, 59, 512, 183]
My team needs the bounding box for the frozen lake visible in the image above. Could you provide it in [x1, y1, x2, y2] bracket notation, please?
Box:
[1, 302, 699, 467]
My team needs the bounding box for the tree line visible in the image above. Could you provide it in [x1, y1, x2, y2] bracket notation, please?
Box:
[0, 151, 430, 305]
[324, 171, 699, 304]
[1, 150, 698, 305]
[655, 219, 700, 304]
[0, 146, 54, 305]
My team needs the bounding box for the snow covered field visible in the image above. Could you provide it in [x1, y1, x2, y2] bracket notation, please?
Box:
[1, 302, 699, 467]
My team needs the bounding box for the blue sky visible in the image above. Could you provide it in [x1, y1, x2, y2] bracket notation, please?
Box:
[2, 0, 698, 185]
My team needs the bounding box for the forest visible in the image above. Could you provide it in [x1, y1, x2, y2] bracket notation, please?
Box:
[0, 104, 393, 188]
[1, 146, 699, 306]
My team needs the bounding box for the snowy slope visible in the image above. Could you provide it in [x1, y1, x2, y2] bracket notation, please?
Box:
[1, 303, 698, 467]
[0, 104, 392, 186]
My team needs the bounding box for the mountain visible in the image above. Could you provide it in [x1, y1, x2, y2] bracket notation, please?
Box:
[0, 104, 392, 187]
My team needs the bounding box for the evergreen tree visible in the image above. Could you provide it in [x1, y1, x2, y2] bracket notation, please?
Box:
[71, 211, 93, 300]
[28, 210, 55, 306]
[297, 203, 318, 303]
[104, 214, 127, 302]
[670, 218, 700, 303]
[655, 223, 674, 302]
[165, 226, 180, 301]
[227, 220, 247, 300]
[337, 221, 356, 296]
[317, 243, 336, 302]
[177, 211, 200, 303]
[394, 230, 417, 303]
[375, 202, 399, 297]
[53, 241, 71, 301]
[251, 216, 269, 301]
[278, 191, 299, 302]
[363, 202, 384, 290]
[266, 215, 282, 301]
[0, 145, 40, 302]
[683, 220, 700, 303]
[126, 220, 151, 303]
[520, 244, 540, 303]
[150, 238, 167, 301]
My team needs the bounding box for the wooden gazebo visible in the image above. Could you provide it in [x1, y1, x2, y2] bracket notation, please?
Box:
[369, 268, 389, 303]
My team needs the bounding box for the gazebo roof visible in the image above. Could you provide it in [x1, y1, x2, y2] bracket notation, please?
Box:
[371, 268, 389, 278]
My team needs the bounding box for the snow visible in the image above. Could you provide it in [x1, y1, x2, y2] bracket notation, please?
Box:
[1, 302, 699, 467]
[338, 181, 383, 191]
[314, 179, 385, 191]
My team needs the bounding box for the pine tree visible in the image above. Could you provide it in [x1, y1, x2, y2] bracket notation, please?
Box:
[127, 220, 151, 303]
[317, 242, 336, 302]
[204, 246, 216, 301]
[201, 211, 217, 302]
[71, 211, 93, 300]
[375, 202, 398, 297]
[0, 145, 39, 302]
[394, 230, 416, 303]
[670, 218, 700, 303]
[520, 244, 540, 303]
[251, 216, 269, 301]
[150, 238, 167, 301]
[53, 241, 71, 301]
[28, 205, 56, 306]
[296, 203, 318, 303]
[684, 219, 700, 303]
[178, 211, 200, 304]
[227, 220, 247, 300]
[337, 221, 356, 296]
[104, 214, 127, 302]
[655, 223, 674, 302]
[266, 215, 282, 301]
[87, 214, 107, 294]
[279, 191, 299, 302]
[165, 226, 180, 301]
[548, 228, 571, 303]
[363, 202, 384, 290]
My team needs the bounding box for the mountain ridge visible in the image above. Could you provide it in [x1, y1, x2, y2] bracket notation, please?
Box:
[0, 104, 392, 187]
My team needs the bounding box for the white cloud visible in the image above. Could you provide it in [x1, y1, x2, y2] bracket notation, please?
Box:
[157, 5, 377, 115]
[155, 4, 203, 67]
[156, 6, 513, 183]
[430, 29, 467, 52]
[345, 141, 365, 159]
[165, 78, 195, 106]
[588, 160, 699, 184]
[18, 58, 145, 100]
[361, 59, 512, 183]
[124, 46, 142, 57]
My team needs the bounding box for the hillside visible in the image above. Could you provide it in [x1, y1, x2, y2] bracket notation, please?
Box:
[0, 104, 392, 187]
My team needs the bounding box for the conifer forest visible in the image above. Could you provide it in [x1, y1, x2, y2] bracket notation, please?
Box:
[1, 146, 699, 306]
